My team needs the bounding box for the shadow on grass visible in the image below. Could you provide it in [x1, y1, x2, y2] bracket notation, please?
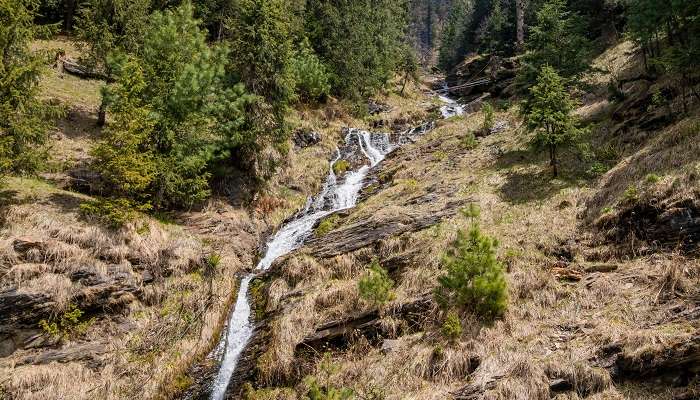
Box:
[0, 190, 23, 208]
[494, 147, 591, 204]
[48, 192, 84, 213]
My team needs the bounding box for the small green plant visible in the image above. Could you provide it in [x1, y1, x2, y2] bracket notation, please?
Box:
[304, 377, 354, 400]
[435, 204, 507, 321]
[401, 178, 419, 192]
[645, 173, 661, 184]
[482, 102, 495, 133]
[587, 162, 609, 177]
[80, 198, 151, 228]
[601, 206, 613, 214]
[40, 304, 95, 340]
[333, 160, 351, 175]
[441, 311, 463, 342]
[461, 132, 478, 150]
[207, 253, 222, 269]
[315, 214, 340, 237]
[621, 185, 639, 203]
[434, 150, 448, 161]
[648, 89, 666, 111]
[358, 259, 395, 307]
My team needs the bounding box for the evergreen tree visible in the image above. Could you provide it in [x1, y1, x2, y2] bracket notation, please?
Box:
[75, 0, 151, 71]
[305, 0, 408, 99]
[523, 65, 580, 177]
[358, 259, 395, 307]
[0, 0, 62, 174]
[519, 0, 590, 85]
[435, 205, 508, 321]
[95, 2, 254, 209]
[437, 0, 472, 71]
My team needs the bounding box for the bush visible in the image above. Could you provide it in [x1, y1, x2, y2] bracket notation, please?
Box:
[358, 259, 395, 307]
[482, 102, 495, 133]
[435, 205, 507, 320]
[315, 214, 340, 237]
[441, 311, 463, 342]
[621, 185, 639, 203]
[333, 160, 351, 176]
[291, 41, 331, 102]
[461, 132, 478, 150]
[80, 198, 151, 228]
[304, 377, 353, 400]
[39, 304, 95, 340]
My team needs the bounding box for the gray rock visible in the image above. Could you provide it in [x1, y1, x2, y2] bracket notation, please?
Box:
[293, 130, 322, 148]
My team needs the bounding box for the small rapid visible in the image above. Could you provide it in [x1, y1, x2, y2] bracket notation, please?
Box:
[209, 128, 396, 400]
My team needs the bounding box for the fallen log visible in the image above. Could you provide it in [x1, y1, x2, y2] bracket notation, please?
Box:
[60, 58, 107, 80]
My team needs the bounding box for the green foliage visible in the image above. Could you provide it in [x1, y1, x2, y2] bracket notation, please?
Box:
[226, 0, 295, 122]
[290, 39, 331, 102]
[523, 65, 582, 177]
[0, 0, 63, 175]
[622, 185, 639, 203]
[39, 304, 95, 340]
[435, 205, 507, 321]
[358, 259, 395, 307]
[80, 197, 151, 228]
[437, 0, 472, 71]
[207, 252, 222, 269]
[645, 173, 661, 184]
[482, 102, 495, 133]
[461, 132, 478, 150]
[441, 311, 463, 342]
[75, 0, 151, 71]
[305, 0, 407, 98]
[315, 214, 340, 237]
[304, 377, 353, 400]
[519, 0, 590, 86]
[332, 160, 351, 176]
[95, 2, 255, 209]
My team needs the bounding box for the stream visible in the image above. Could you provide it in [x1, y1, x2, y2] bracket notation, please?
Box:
[208, 95, 463, 399]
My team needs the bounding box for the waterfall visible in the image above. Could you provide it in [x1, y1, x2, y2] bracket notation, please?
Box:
[438, 83, 465, 119]
[209, 129, 395, 400]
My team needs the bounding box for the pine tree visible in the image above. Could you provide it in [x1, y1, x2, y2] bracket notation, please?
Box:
[358, 259, 395, 307]
[95, 2, 254, 209]
[523, 65, 580, 178]
[0, 0, 62, 175]
[435, 205, 508, 321]
[519, 0, 589, 85]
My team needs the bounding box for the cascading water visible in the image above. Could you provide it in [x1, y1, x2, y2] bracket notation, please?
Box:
[209, 129, 396, 400]
[438, 83, 465, 119]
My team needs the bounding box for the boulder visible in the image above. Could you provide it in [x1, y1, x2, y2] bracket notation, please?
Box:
[293, 130, 322, 148]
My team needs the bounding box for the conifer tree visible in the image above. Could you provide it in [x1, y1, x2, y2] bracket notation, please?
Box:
[519, 0, 589, 85]
[0, 0, 62, 174]
[435, 204, 508, 321]
[95, 2, 254, 209]
[358, 259, 395, 307]
[523, 65, 580, 178]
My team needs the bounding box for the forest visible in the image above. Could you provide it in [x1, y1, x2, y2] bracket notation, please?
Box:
[1, 0, 699, 399]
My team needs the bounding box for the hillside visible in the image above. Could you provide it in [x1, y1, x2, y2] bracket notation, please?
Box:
[236, 42, 700, 399]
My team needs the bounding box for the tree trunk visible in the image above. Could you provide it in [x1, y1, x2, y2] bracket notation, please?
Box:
[63, 0, 77, 32]
[551, 144, 558, 178]
[97, 100, 106, 127]
[515, 0, 526, 51]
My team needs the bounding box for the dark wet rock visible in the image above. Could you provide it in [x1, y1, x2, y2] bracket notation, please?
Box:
[12, 342, 109, 369]
[368, 100, 392, 115]
[305, 201, 467, 258]
[296, 295, 435, 353]
[293, 130, 322, 148]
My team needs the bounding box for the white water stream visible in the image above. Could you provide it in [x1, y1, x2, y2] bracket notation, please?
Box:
[209, 129, 394, 400]
[209, 92, 457, 398]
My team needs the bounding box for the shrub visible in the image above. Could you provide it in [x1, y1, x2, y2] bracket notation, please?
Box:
[358, 259, 395, 307]
[435, 205, 507, 320]
[39, 304, 95, 340]
[645, 173, 661, 184]
[80, 198, 151, 228]
[333, 160, 351, 176]
[315, 214, 340, 237]
[461, 132, 478, 150]
[290, 40, 331, 102]
[482, 102, 495, 133]
[621, 185, 639, 203]
[441, 311, 463, 342]
[304, 377, 353, 400]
